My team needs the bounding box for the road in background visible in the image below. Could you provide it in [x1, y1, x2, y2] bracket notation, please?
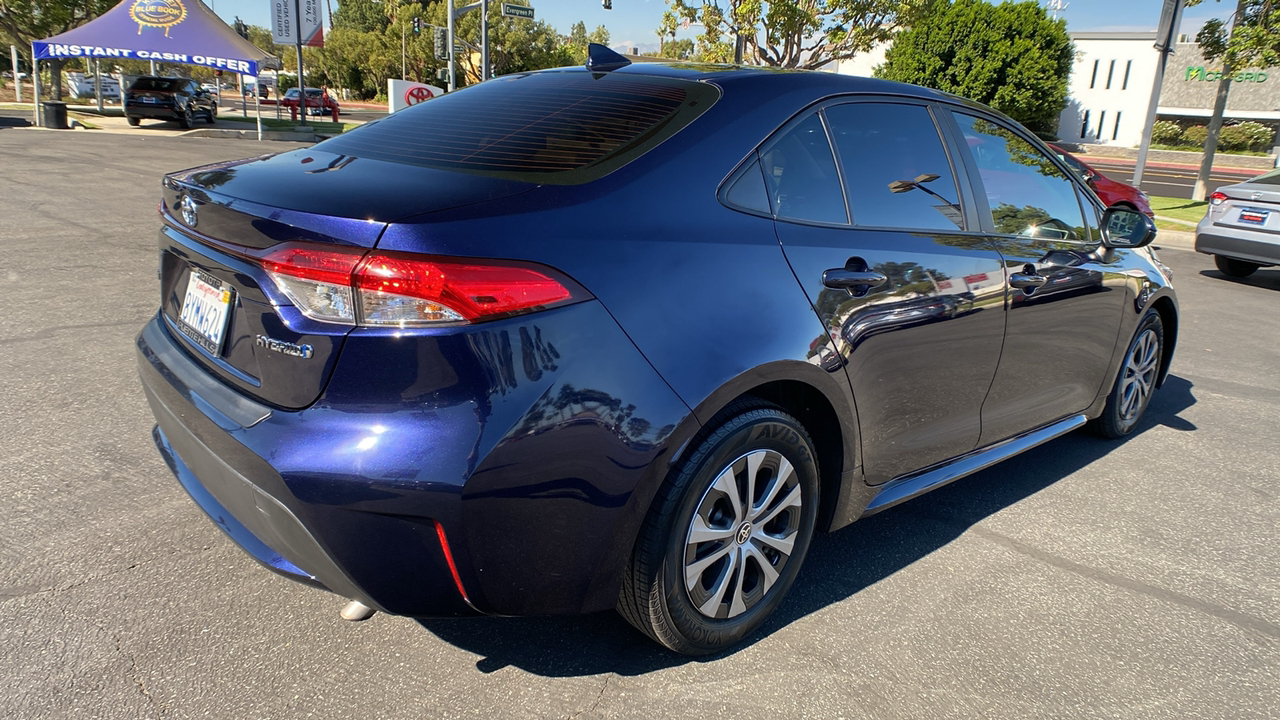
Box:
[1087, 157, 1261, 199]
[1, 129, 1278, 719]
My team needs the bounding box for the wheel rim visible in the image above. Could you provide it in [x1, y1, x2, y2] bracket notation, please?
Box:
[1119, 327, 1159, 424]
[683, 449, 803, 620]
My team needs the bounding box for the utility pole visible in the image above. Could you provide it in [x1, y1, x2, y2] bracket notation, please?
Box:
[294, 0, 307, 128]
[447, 0, 455, 91]
[10, 46, 20, 103]
[1133, 0, 1183, 189]
[480, 0, 488, 81]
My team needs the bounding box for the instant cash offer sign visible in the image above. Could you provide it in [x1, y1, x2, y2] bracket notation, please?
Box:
[272, 0, 324, 47]
[33, 0, 278, 75]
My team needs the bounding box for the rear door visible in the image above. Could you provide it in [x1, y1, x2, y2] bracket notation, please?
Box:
[760, 99, 1008, 486]
[943, 110, 1130, 445]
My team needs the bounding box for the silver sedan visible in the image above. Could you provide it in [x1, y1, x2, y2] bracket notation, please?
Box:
[1196, 170, 1280, 277]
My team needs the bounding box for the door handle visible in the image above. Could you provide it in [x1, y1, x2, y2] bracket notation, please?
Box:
[1009, 272, 1048, 289]
[822, 269, 888, 291]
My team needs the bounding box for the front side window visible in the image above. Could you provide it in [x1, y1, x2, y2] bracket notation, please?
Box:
[824, 102, 964, 231]
[759, 113, 848, 225]
[954, 113, 1086, 242]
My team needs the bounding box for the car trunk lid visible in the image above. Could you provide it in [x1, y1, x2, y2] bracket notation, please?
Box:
[158, 151, 535, 409]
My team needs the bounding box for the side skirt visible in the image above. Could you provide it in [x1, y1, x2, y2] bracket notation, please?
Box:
[861, 414, 1088, 517]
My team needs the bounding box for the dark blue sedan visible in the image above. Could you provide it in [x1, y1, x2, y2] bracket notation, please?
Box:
[137, 47, 1177, 654]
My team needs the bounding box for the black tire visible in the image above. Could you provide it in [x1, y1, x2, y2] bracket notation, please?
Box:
[1092, 309, 1164, 439]
[618, 403, 820, 655]
[178, 107, 192, 129]
[205, 103, 216, 124]
[1215, 255, 1259, 278]
[126, 116, 140, 127]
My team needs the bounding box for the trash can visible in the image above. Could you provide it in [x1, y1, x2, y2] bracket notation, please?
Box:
[41, 101, 68, 129]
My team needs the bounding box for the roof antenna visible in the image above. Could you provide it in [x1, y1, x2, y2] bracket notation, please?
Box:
[586, 43, 631, 72]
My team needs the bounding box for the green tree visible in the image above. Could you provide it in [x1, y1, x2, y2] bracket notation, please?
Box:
[875, 0, 1074, 135]
[1186, 0, 1280, 199]
[427, 0, 571, 86]
[657, 0, 928, 68]
[563, 20, 611, 64]
[0, 0, 115, 98]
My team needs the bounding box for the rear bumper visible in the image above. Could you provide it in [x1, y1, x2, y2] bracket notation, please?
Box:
[137, 315, 477, 616]
[136, 295, 693, 618]
[1195, 219, 1280, 266]
[126, 104, 181, 121]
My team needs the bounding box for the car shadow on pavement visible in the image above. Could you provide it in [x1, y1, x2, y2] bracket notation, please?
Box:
[417, 375, 1198, 676]
[0, 116, 31, 129]
[1199, 268, 1280, 291]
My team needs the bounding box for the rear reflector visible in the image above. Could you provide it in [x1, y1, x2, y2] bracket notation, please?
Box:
[258, 243, 584, 327]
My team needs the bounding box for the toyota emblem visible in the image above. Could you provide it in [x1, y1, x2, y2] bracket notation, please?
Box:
[180, 195, 198, 227]
[1252, 191, 1264, 201]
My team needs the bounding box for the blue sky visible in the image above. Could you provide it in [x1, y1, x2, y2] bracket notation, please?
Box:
[203, 0, 1225, 55]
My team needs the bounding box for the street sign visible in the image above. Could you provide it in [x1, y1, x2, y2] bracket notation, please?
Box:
[501, 3, 535, 20]
[1154, 0, 1182, 52]
[271, 0, 324, 47]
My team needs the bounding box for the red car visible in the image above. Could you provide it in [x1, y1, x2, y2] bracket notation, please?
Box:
[1050, 144, 1153, 217]
[281, 87, 339, 117]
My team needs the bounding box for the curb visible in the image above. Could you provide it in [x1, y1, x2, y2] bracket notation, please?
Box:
[181, 127, 320, 142]
[1153, 228, 1196, 251]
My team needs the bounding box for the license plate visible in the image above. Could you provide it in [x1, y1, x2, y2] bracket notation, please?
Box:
[142, 96, 157, 103]
[1239, 208, 1269, 225]
[176, 270, 233, 355]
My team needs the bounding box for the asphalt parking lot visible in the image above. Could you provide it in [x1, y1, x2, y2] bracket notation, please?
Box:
[1, 128, 1278, 720]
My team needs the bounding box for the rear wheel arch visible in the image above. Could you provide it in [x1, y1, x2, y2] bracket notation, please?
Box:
[1149, 295, 1178, 388]
[673, 365, 861, 534]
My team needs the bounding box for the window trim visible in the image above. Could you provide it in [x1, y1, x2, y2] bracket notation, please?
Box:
[721, 94, 982, 233]
[936, 105, 1098, 246]
[716, 152, 774, 219]
[820, 99, 972, 233]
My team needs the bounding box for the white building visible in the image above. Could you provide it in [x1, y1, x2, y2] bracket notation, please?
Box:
[1056, 33, 1160, 147]
[832, 30, 1280, 150]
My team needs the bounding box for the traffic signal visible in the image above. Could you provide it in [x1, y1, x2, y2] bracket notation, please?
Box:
[434, 26, 447, 59]
[412, 17, 421, 34]
[602, 0, 612, 8]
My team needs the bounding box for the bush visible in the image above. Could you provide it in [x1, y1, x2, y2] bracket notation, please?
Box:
[1218, 121, 1275, 151]
[1151, 120, 1183, 145]
[1182, 125, 1209, 147]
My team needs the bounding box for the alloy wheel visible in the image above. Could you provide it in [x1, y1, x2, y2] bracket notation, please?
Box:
[683, 449, 802, 619]
[1119, 327, 1159, 423]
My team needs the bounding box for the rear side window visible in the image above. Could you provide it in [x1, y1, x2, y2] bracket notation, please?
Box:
[824, 103, 964, 231]
[317, 71, 719, 185]
[760, 113, 848, 225]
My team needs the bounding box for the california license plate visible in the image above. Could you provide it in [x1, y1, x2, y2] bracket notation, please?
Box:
[142, 96, 157, 103]
[176, 270, 233, 354]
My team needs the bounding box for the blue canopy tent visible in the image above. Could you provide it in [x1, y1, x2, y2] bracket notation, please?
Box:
[31, 0, 279, 127]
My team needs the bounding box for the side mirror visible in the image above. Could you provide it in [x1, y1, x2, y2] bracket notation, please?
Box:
[1101, 206, 1156, 249]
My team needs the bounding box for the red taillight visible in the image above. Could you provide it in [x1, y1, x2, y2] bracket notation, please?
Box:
[262, 244, 365, 286]
[355, 253, 573, 322]
[1209, 191, 1228, 205]
[256, 243, 581, 326]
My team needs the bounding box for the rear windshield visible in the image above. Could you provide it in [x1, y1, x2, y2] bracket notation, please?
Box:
[1248, 168, 1280, 185]
[130, 77, 183, 92]
[316, 71, 719, 184]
